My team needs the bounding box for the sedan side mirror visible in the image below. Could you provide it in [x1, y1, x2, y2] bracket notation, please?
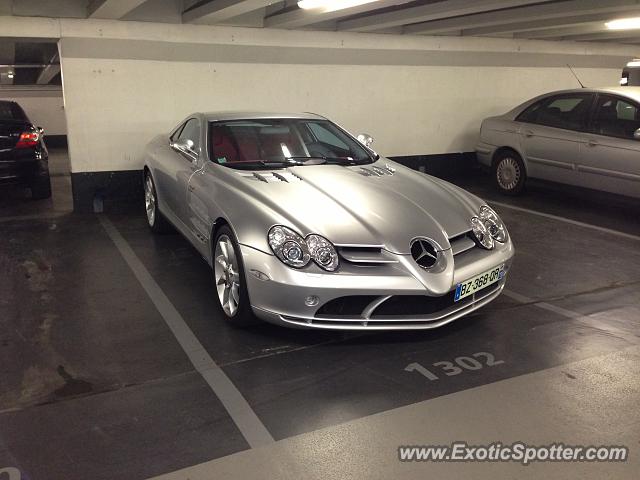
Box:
[634, 128, 640, 140]
[357, 133, 374, 148]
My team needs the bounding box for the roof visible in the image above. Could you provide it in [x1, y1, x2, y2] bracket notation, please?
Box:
[202, 111, 327, 122]
[532, 87, 640, 103]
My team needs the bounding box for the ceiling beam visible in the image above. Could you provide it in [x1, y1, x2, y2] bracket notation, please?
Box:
[36, 54, 60, 85]
[87, 0, 149, 19]
[514, 23, 612, 39]
[559, 30, 640, 42]
[264, 0, 410, 29]
[337, 0, 546, 33]
[183, 0, 274, 24]
[401, 0, 640, 36]
[463, 12, 638, 37]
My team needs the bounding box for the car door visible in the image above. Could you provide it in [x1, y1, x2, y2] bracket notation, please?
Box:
[154, 117, 202, 228]
[516, 93, 593, 184]
[578, 94, 640, 198]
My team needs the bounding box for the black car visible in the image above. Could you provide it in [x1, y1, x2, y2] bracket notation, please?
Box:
[0, 100, 51, 199]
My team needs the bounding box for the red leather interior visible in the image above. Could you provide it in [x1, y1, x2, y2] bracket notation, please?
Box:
[211, 126, 238, 163]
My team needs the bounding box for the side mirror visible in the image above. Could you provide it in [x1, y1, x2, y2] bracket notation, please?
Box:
[357, 133, 374, 148]
[172, 138, 196, 155]
[634, 128, 640, 140]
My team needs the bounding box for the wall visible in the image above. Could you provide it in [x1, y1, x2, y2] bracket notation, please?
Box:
[0, 88, 67, 136]
[0, 15, 636, 210]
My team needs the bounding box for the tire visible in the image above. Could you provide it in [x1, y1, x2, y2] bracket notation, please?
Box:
[212, 225, 258, 327]
[30, 174, 52, 200]
[492, 150, 526, 196]
[144, 172, 171, 233]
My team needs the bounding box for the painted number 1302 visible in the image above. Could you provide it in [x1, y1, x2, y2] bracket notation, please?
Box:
[405, 352, 504, 381]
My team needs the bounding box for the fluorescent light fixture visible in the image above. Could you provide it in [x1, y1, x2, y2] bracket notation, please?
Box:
[606, 17, 640, 30]
[627, 60, 640, 67]
[298, 0, 379, 12]
[7, 72, 14, 79]
[620, 76, 629, 85]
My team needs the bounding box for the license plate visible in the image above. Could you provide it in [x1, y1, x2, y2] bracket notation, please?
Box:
[454, 264, 505, 302]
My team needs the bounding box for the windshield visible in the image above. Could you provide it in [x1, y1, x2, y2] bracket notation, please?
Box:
[208, 118, 375, 168]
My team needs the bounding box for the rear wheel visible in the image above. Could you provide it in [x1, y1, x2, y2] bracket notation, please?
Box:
[144, 172, 171, 233]
[30, 174, 52, 200]
[492, 150, 526, 195]
[213, 226, 258, 327]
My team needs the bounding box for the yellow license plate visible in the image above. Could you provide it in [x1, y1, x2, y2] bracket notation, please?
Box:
[454, 265, 505, 302]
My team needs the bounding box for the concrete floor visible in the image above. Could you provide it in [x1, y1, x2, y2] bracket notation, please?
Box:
[1, 151, 639, 479]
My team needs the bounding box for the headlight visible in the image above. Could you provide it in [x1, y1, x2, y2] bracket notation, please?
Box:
[479, 205, 507, 243]
[268, 226, 340, 271]
[470, 205, 508, 250]
[306, 234, 339, 272]
[268, 226, 310, 268]
[471, 216, 494, 250]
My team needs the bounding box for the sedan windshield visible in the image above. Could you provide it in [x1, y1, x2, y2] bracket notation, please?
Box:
[209, 118, 375, 168]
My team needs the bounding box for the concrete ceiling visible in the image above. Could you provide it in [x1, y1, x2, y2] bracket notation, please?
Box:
[3, 0, 640, 44]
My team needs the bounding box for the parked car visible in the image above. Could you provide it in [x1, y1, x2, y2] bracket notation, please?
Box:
[143, 112, 514, 330]
[0, 100, 50, 199]
[477, 87, 640, 198]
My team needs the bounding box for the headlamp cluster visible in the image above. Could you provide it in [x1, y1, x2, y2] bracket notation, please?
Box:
[268, 226, 339, 271]
[471, 205, 508, 250]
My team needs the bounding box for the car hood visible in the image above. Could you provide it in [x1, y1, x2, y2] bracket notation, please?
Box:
[231, 160, 482, 254]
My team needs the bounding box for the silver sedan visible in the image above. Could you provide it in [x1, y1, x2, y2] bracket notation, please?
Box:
[477, 87, 640, 198]
[143, 112, 514, 330]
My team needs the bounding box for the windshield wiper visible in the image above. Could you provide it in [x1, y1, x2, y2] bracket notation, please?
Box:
[284, 156, 369, 166]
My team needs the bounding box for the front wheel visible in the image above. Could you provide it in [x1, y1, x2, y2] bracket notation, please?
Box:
[213, 226, 258, 327]
[492, 150, 526, 196]
[144, 172, 171, 233]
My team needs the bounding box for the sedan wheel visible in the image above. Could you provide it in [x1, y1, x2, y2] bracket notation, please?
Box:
[214, 234, 241, 317]
[493, 151, 526, 195]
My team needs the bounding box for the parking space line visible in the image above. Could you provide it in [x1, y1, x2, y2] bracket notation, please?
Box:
[503, 289, 634, 339]
[99, 216, 274, 449]
[490, 201, 640, 242]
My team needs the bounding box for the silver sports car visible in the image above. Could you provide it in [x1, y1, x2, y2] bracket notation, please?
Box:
[477, 87, 640, 198]
[143, 112, 514, 330]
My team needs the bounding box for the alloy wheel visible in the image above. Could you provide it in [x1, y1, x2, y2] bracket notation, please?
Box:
[214, 234, 241, 317]
[496, 157, 520, 191]
[144, 176, 156, 227]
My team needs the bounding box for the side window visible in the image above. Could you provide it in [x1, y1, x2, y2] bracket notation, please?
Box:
[307, 122, 349, 149]
[591, 95, 640, 139]
[518, 94, 592, 131]
[177, 118, 200, 150]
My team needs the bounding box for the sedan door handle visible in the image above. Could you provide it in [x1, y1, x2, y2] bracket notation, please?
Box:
[188, 185, 195, 192]
[587, 139, 599, 147]
[523, 129, 534, 137]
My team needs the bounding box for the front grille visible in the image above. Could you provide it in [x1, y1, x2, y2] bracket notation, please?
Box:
[372, 293, 458, 317]
[315, 295, 378, 317]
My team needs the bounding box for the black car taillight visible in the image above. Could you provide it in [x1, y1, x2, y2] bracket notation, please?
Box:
[16, 131, 39, 149]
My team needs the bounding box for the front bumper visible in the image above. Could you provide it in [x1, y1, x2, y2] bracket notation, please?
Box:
[475, 141, 496, 168]
[241, 240, 514, 330]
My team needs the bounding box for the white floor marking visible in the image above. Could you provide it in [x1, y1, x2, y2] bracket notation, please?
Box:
[503, 289, 632, 339]
[490, 201, 640, 242]
[99, 216, 274, 449]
